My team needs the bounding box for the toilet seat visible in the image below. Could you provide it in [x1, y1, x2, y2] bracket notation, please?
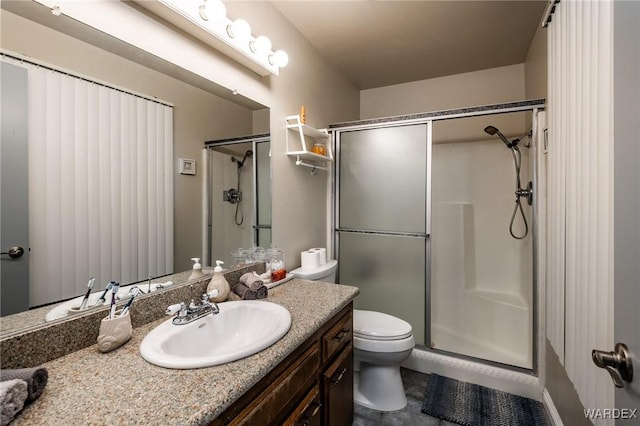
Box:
[354, 310, 413, 340]
[354, 334, 415, 353]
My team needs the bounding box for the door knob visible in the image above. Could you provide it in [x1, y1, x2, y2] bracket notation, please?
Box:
[1, 246, 24, 259]
[592, 343, 633, 388]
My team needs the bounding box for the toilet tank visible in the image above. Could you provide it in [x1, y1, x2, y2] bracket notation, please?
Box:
[291, 260, 338, 283]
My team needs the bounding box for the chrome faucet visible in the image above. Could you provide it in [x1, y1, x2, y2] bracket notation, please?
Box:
[166, 290, 219, 325]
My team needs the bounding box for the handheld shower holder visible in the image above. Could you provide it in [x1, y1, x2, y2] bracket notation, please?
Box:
[516, 182, 533, 206]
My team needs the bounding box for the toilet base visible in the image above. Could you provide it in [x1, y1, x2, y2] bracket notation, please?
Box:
[354, 362, 407, 412]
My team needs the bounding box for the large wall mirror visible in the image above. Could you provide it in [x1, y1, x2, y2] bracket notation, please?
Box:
[0, 1, 271, 337]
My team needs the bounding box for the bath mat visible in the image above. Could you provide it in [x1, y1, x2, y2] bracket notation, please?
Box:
[421, 374, 547, 426]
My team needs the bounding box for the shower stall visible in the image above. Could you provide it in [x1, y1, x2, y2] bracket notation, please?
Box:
[332, 100, 544, 378]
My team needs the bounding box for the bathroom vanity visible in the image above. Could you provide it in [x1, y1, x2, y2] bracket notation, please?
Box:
[9, 279, 358, 425]
[213, 302, 353, 425]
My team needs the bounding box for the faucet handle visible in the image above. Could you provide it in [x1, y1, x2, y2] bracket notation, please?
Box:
[166, 303, 185, 316]
[202, 289, 219, 303]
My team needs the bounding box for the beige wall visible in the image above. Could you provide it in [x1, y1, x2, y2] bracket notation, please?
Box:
[360, 64, 526, 119]
[524, 25, 548, 100]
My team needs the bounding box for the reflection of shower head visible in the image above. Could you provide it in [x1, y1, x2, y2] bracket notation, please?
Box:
[231, 149, 254, 168]
[484, 125, 516, 148]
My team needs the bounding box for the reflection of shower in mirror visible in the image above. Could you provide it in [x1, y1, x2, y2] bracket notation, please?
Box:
[205, 135, 271, 268]
[223, 149, 254, 225]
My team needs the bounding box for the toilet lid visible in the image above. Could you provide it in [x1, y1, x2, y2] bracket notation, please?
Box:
[354, 310, 413, 341]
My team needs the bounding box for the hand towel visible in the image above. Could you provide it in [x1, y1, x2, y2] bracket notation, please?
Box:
[253, 271, 272, 284]
[255, 285, 268, 299]
[0, 367, 48, 402]
[232, 282, 257, 300]
[0, 379, 28, 426]
[240, 273, 265, 291]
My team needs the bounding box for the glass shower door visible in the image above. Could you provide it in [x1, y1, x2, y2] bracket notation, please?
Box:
[336, 123, 430, 346]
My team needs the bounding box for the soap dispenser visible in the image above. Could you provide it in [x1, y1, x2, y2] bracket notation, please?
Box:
[207, 260, 230, 303]
[189, 258, 204, 280]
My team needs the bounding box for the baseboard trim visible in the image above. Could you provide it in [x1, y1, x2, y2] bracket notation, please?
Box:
[542, 388, 564, 426]
[401, 348, 542, 400]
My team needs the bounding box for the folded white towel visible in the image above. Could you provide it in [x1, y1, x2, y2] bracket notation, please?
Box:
[253, 271, 272, 284]
[0, 379, 28, 426]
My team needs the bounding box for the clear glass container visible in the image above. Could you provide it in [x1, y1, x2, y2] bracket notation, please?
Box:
[267, 248, 286, 282]
[230, 248, 246, 267]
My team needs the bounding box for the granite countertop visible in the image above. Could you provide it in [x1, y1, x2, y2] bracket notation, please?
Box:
[12, 279, 359, 426]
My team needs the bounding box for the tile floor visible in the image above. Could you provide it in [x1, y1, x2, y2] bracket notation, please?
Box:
[353, 368, 458, 426]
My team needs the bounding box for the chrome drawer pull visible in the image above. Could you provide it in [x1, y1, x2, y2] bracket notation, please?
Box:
[332, 328, 350, 341]
[302, 402, 321, 425]
[331, 367, 347, 386]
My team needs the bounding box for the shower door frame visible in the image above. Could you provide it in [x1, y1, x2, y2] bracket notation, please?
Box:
[331, 100, 545, 375]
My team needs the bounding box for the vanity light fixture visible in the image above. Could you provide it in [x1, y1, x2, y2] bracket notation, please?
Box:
[198, 0, 226, 22]
[226, 18, 251, 41]
[135, 0, 289, 76]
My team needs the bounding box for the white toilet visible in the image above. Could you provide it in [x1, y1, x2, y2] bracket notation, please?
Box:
[352, 310, 414, 412]
[291, 254, 415, 413]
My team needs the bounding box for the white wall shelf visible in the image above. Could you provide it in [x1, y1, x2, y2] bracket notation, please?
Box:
[286, 115, 332, 171]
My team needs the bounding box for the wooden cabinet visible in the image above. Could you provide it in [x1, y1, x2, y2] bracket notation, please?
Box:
[322, 345, 353, 426]
[283, 385, 322, 426]
[212, 303, 353, 426]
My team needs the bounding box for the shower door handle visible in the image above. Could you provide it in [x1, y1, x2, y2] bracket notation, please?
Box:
[592, 343, 633, 388]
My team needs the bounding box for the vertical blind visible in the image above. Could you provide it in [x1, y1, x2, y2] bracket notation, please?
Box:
[15, 59, 174, 306]
[547, 0, 614, 418]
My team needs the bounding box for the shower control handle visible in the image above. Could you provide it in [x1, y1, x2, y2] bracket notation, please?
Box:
[592, 343, 633, 388]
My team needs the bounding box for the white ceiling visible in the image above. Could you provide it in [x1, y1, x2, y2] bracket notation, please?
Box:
[271, 1, 548, 90]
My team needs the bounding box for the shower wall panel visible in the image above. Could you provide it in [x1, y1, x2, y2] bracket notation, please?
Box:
[430, 121, 533, 369]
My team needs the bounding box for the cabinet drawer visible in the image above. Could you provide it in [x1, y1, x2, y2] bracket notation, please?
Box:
[282, 385, 322, 426]
[322, 344, 353, 426]
[229, 344, 320, 426]
[321, 311, 352, 362]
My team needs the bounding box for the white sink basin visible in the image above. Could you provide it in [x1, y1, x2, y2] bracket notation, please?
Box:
[140, 301, 291, 369]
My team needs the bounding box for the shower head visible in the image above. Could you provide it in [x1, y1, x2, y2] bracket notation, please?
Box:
[231, 149, 254, 168]
[484, 125, 516, 148]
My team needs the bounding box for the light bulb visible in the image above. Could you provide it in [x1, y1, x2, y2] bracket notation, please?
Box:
[198, 0, 226, 22]
[250, 36, 272, 55]
[227, 19, 251, 40]
[269, 50, 289, 68]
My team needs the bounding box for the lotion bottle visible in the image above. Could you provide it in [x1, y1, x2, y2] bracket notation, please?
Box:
[207, 260, 230, 302]
[188, 258, 204, 280]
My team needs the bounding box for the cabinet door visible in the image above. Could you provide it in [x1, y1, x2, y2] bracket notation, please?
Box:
[283, 385, 322, 426]
[322, 345, 353, 426]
